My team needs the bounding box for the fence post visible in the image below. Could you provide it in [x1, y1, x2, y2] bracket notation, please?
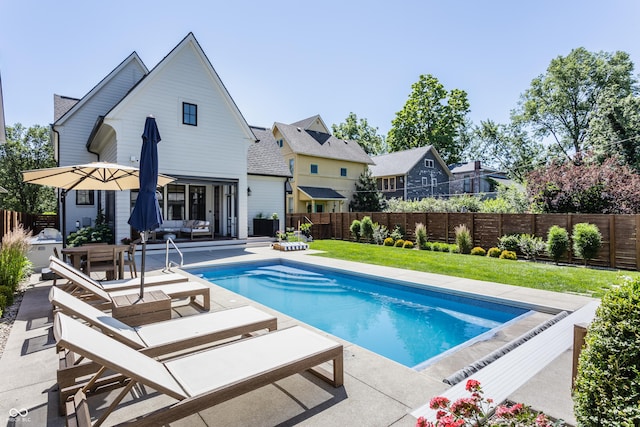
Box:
[572, 323, 588, 388]
[609, 215, 616, 268]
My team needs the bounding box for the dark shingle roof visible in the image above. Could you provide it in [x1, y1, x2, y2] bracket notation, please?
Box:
[298, 186, 346, 199]
[275, 122, 374, 164]
[370, 146, 432, 176]
[53, 94, 80, 122]
[248, 126, 291, 177]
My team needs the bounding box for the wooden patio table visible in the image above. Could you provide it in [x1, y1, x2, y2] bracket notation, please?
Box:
[61, 244, 128, 280]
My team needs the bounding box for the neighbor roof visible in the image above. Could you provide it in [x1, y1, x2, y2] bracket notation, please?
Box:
[53, 95, 80, 122]
[370, 146, 432, 176]
[450, 161, 499, 174]
[275, 122, 374, 164]
[248, 126, 292, 177]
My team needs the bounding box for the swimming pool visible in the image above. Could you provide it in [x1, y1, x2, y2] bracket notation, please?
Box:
[187, 261, 530, 368]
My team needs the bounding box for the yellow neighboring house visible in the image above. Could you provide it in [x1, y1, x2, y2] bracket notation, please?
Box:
[273, 115, 374, 214]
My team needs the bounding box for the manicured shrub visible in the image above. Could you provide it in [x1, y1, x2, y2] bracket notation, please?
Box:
[0, 286, 14, 306]
[449, 244, 460, 254]
[454, 224, 473, 254]
[518, 233, 546, 261]
[572, 223, 602, 266]
[403, 240, 414, 249]
[470, 246, 486, 256]
[350, 219, 361, 242]
[574, 277, 640, 425]
[423, 242, 433, 251]
[0, 294, 6, 316]
[431, 242, 443, 252]
[499, 250, 517, 260]
[487, 247, 502, 258]
[360, 216, 374, 242]
[394, 239, 405, 247]
[414, 222, 428, 249]
[372, 223, 388, 245]
[546, 225, 569, 265]
[383, 237, 394, 246]
[498, 234, 520, 253]
[390, 225, 404, 241]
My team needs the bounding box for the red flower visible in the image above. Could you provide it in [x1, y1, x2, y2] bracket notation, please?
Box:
[450, 397, 481, 418]
[429, 396, 450, 410]
[465, 379, 481, 392]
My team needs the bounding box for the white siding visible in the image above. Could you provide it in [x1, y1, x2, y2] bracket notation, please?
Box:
[247, 176, 286, 235]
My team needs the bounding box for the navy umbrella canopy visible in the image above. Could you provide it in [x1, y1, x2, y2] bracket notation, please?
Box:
[128, 116, 165, 297]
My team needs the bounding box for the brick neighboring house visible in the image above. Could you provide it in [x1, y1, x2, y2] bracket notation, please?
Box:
[369, 146, 451, 200]
[449, 160, 512, 196]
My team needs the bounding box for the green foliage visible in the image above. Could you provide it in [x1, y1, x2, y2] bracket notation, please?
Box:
[390, 225, 404, 241]
[448, 195, 482, 213]
[513, 47, 636, 162]
[0, 124, 57, 213]
[384, 191, 530, 214]
[454, 224, 473, 254]
[498, 234, 521, 253]
[546, 225, 569, 265]
[331, 112, 387, 156]
[349, 219, 361, 242]
[0, 286, 14, 306]
[67, 210, 113, 246]
[470, 246, 486, 256]
[394, 239, 405, 247]
[572, 223, 602, 265]
[574, 277, 640, 425]
[0, 294, 6, 316]
[449, 244, 460, 254]
[387, 74, 470, 165]
[270, 212, 279, 220]
[487, 247, 502, 258]
[360, 216, 374, 242]
[414, 222, 428, 249]
[383, 237, 394, 246]
[403, 240, 414, 249]
[351, 168, 384, 212]
[0, 225, 33, 292]
[518, 233, 546, 261]
[372, 223, 388, 245]
[499, 250, 517, 260]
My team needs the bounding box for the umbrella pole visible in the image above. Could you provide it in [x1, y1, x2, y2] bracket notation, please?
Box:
[139, 231, 146, 298]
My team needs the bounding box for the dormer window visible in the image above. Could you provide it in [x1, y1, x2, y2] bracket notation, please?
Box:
[183, 102, 197, 126]
[424, 159, 434, 168]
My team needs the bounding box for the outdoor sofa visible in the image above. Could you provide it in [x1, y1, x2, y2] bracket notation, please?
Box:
[153, 219, 212, 240]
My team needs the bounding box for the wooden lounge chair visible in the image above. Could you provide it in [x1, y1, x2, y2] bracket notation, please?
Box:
[48, 256, 210, 311]
[54, 312, 343, 426]
[50, 287, 277, 413]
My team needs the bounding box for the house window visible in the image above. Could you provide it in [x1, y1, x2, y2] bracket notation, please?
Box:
[464, 175, 471, 193]
[340, 167, 347, 177]
[189, 185, 206, 220]
[277, 139, 284, 148]
[383, 178, 389, 191]
[424, 159, 434, 168]
[182, 102, 197, 126]
[289, 158, 294, 175]
[167, 184, 185, 220]
[76, 190, 94, 206]
[310, 164, 318, 174]
[431, 177, 437, 188]
[422, 177, 429, 187]
[389, 177, 395, 191]
[315, 203, 324, 213]
[287, 197, 294, 214]
[397, 176, 405, 189]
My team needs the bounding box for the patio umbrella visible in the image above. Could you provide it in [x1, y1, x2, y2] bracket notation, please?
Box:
[22, 162, 175, 246]
[128, 116, 164, 298]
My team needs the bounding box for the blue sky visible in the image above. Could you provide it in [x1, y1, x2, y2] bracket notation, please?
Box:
[2, 1, 639, 137]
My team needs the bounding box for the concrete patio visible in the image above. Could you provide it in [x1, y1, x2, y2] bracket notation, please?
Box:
[0, 245, 597, 426]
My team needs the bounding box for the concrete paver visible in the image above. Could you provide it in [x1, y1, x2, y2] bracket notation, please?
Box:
[0, 245, 597, 426]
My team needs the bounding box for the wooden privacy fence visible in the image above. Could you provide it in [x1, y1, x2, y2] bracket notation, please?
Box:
[1, 210, 59, 241]
[287, 212, 640, 271]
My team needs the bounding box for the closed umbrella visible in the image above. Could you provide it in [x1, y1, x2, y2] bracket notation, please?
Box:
[128, 116, 164, 298]
[23, 162, 174, 246]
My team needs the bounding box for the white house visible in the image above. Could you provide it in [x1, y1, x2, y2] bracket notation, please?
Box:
[52, 33, 285, 243]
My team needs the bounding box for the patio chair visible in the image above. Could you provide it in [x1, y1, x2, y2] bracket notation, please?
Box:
[48, 256, 210, 311]
[84, 246, 118, 280]
[54, 312, 343, 426]
[50, 287, 277, 412]
[121, 238, 140, 278]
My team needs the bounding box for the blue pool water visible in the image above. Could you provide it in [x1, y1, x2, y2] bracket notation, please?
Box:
[187, 261, 529, 368]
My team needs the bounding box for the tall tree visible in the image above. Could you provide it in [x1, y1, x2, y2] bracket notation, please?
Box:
[514, 47, 637, 164]
[588, 90, 640, 171]
[332, 112, 387, 155]
[0, 124, 57, 213]
[387, 74, 470, 164]
[465, 120, 545, 182]
[350, 168, 384, 212]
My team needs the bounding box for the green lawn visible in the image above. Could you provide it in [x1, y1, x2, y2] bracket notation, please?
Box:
[307, 240, 638, 298]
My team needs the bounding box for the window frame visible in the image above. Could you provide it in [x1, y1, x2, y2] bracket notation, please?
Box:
[76, 190, 95, 206]
[340, 167, 347, 177]
[182, 102, 197, 126]
[424, 159, 434, 168]
[310, 164, 318, 174]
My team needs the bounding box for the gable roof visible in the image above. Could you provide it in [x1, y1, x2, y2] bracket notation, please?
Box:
[248, 126, 292, 177]
[102, 33, 255, 143]
[54, 52, 148, 126]
[53, 94, 80, 122]
[370, 146, 452, 178]
[449, 160, 500, 174]
[290, 115, 329, 133]
[274, 121, 374, 165]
